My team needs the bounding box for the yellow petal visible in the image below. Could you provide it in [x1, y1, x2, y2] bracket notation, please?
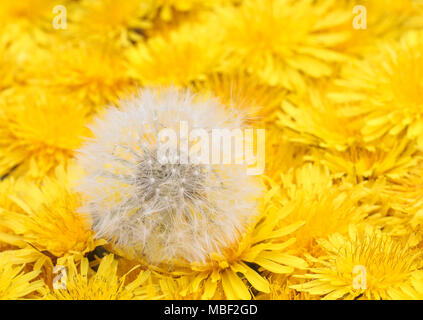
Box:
[222, 270, 250, 300]
[240, 262, 270, 293]
[255, 257, 294, 274]
[202, 276, 218, 300]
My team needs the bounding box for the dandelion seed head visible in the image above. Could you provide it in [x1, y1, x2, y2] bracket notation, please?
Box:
[75, 87, 262, 265]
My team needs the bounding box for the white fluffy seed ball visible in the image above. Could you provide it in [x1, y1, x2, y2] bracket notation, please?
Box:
[75, 88, 262, 265]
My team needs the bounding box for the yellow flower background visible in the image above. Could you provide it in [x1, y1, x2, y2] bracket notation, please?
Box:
[1, 0, 423, 300]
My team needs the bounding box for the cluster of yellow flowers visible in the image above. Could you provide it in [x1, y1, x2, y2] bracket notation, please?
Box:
[1, 0, 423, 300]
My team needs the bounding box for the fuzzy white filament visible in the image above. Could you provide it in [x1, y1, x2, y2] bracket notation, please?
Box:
[75, 88, 262, 265]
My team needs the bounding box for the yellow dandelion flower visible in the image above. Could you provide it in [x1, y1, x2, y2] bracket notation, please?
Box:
[273, 163, 377, 257]
[46, 255, 156, 300]
[371, 164, 423, 246]
[278, 88, 362, 152]
[0, 0, 69, 63]
[31, 40, 134, 112]
[338, 0, 423, 55]
[312, 136, 422, 182]
[0, 257, 45, 300]
[0, 90, 90, 179]
[292, 227, 423, 300]
[72, 0, 153, 46]
[0, 0, 62, 32]
[263, 125, 309, 180]
[191, 73, 287, 121]
[278, 89, 423, 181]
[383, 169, 423, 218]
[214, 0, 350, 90]
[0, 246, 57, 295]
[0, 167, 104, 258]
[0, 247, 52, 279]
[128, 22, 223, 87]
[330, 31, 423, 149]
[372, 171, 423, 223]
[0, 34, 41, 98]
